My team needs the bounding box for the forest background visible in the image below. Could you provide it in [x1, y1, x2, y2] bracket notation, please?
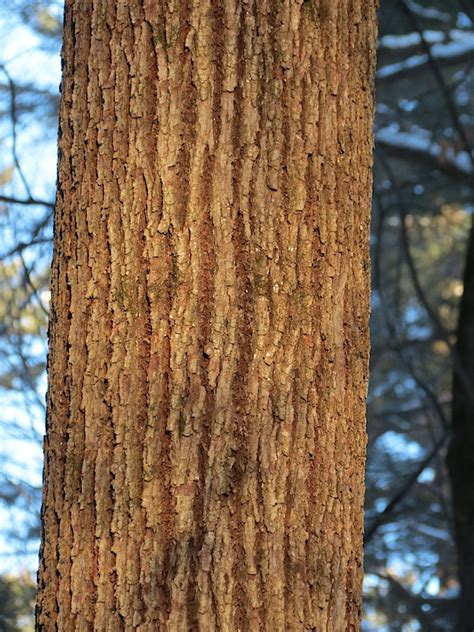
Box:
[0, 1, 473, 630]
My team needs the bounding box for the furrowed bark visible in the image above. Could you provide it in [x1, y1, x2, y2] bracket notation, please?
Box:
[37, 1, 377, 630]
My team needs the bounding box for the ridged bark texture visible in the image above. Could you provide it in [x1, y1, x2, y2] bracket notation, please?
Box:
[37, 1, 377, 630]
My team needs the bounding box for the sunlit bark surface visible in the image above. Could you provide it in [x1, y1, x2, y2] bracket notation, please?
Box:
[37, 1, 377, 630]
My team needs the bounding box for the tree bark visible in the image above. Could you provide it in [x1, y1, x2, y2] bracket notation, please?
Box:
[447, 218, 474, 632]
[37, 1, 377, 630]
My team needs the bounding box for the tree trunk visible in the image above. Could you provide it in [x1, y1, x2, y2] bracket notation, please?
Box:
[37, 1, 377, 630]
[447, 219, 474, 632]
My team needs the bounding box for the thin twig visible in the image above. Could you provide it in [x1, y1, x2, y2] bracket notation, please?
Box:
[0, 63, 34, 198]
[0, 194, 54, 209]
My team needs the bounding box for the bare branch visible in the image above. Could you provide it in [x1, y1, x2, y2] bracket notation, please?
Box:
[0, 63, 34, 198]
[0, 194, 54, 209]
[365, 431, 449, 544]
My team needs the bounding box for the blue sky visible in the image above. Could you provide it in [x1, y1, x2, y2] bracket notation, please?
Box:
[0, 6, 60, 572]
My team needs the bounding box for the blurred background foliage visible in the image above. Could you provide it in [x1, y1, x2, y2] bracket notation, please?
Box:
[0, 574, 35, 632]
[0, 1, 473, 630]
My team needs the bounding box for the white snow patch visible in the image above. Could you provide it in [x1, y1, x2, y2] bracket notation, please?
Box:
[404, 0, 450, 23]
[377, 54, 428, 80]
[376, 127, 472, 176]
[377, 127, 433, 153]
[431, 32, 474, 59]
[377, 30, 474, 80]
[379, 30, 444, 50]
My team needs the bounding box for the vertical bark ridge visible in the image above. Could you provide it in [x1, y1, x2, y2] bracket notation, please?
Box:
[38, 1, 376, 630]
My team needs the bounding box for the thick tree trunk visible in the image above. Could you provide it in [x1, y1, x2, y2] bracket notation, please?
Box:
[447, 219, 474, 632]
[37, 1, 377, 630]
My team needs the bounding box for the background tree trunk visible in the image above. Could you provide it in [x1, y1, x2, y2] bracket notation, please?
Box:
[37, 1, 377, 630]
[447, 219, 474, 632]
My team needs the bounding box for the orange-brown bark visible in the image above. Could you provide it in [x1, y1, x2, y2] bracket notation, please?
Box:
[37, 1, 377, 630]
